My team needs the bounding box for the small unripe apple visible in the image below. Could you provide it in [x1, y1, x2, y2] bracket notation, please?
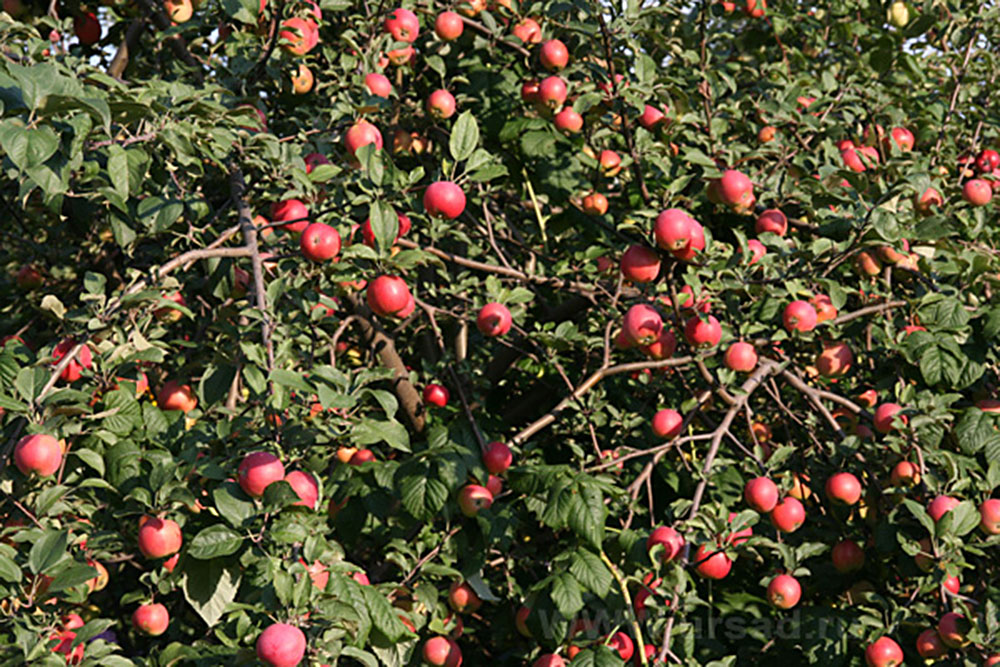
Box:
[744, 477, 778, 513]
[365, 73, 392, 98]
[623, 304, 662, 346]
[770, 496, 805, 532]
[724, 341, 758, 372]
[132, 603, 169, 636]
[477, 302, 512, 337]
[366, 275, 411, 317]
[138, 516, 183, 559]
[825, 472, 862, 505]
[483, 441, 512, 474]
[963, 178, 993, 206]
[755, 209, 787, 236]
[284, 470, 319, 509]
[536, 76, 567, 111]
[423, 181, 466, 219]
[553, 107, 583, 134]
[915, 628, 947, 659]
[256, 623, 307, 667]
[448, 580, 482, 613]
[980, 498, 1000, 534]
[783, 300, 818, 332]
[873, 402, 905, 433]
[694, 544, 732, 579]
[300, 223, 341, 262]
[238, 451, 286, 497]
[457, 484, 493, 516]
[14, 434, 62, 477]
[886, 0, 909, 27]
[865, 636, 903, 667]
[384, 7, 419, 42]
[937, 611, 969, 648]
[539, 39, 569, 71]
[927, 495, 959, 522]
[767, 574, 801, 609]
[653, 208, 694, 250]
[620, 244, 661, 283]
[831, 539, 864, 573]
[434, 11, 464, 40]
[423, 383, 450, 408]
[158, 380, 198, 413]
[427, 90, 457, 120]
[684, 314, 722, 349]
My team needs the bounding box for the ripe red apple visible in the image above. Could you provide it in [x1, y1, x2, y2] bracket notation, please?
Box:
[52, 338, 93, 382]
[986, 655, 1000, 667]
[15, 264, 42, 289]
[279, 17, 318, 55]
[816, 341, 852, 377]
[812, 294, 837, 322]
[361, 211, 411, 247]
[831, 539, 864, 573]
[581, 192, 608, 215]
[915, 628, 947, 659]
[640, 328, 677, 360]
[422, 636, 461, 666]
[74, 12, 101, 45]
[512, 17, 541, 43]
[457, 484, 493, 516]
[300, 222, 341, 262]
[132, 603, 169, 636]
[927, 495, 959, 522]
[873, 402, 905, 433]
[157, 380, 198, 413]
[744, 477, 779, 513]
[623, 304, 663, 346]
[767, 574, 801, 609]
[384, 7, 419, 42]
[937, 612, 969, 648]
[888, 127, 914, 151]
[291, 64, 314, 94]
[646, 525, 684, 562]
[532, 655, 565, 667]
[826, 472, 862, 506]
[744, 0, 765, 17]
[536, 75, 567, 111]
[448, 580, 482, 613]
[477, 302, 512, 337]
[271, 199, 310, 233]
[758, 125, 776, 142]
[943, 574, 960, 594]
[238, 452, 286, 497]
[976, 148, 1000, 173]
[284, 470, 319, 509]
[553, 107, 583, 134]
[694, 544, 732, 579]
[865, 637, 903, 667]
[755, 209, 788, 236]
[365, 73, 392, 98]
[483, 441, 512, 474]
[423, 181, 466, 219]
[914, 187, 943, 215]
[889, 461, 920, 487]
[138, 516, 183, 559]
[345, 119, 383, 165]
[783, 300, 818, 332]
[14, 433, 63, 477]
[842, 144, 879, 172]
[770, 497, 805, 533]
[651, 408, 683, 439]
[671, 219, 706, 261]
[725, 511, 753, 545]
[427, 89, 457, 120]
[349, 449, 376, 465]
[256, 623, 307, 667]
[607, 632, 634, 661]
[684, 314, 722, 349]
[423, 383, 450, 407]
[520, 79, 540, 103]
[963, 178, 993, 206]
[367, 275, 411, 316]
[385, 45, 415, 66]
[620, 244, 661, 283]
[745, 239, 766, 264]
[539, 39, 569, 71]
[980, 498, 1000, 534]
[653, 208, 694, 250]
[435, 11, 464, 40]
[599, 150, 622, 177]
[639, 104, 667, 130]
[724, 342, 758, 372]
[717, 169, 754, 209]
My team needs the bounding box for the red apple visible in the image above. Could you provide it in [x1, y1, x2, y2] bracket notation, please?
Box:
[873, 402, 905, 433]
[640, 328, 677, 360]
[651, 408, 683, 439]
[745, 239, 766, 264]
[279, 17, 318, 55]
[132, 603, 169, 636]
[755, 209, 788, 236]
[639, 104, 667, 130]
[744, 477, 779, 513]
[365, 73, 392, 98]
[646, 525, 684, 562]
[345, 119, 383, 165]
[14, 434, 62, 477]
[888, 127, 914, 151]
[825, 472, 862, 505]
[457, 484, 493, 516]
[256, 623, 307, 667]
[758, 125, 776, 142]
[284, 470, 319, 509]
[512, 17, 541, 43]
[157, 380, 198, 413]
[367, 275, 411, 317]
[653, 208, 694, 251]
[435, 11, 464, 40]
[671, 219, 706, 261]
[477, 302, 512, 337]
[483, 441, 512, 474]
[349, 449, 376, 465]
[532, 655, 565, 667]
[15, 264, 42, 289]
[52, 338, 93, 382]
[300, 222, 341, 261]
[812, 294, 837, 323]
[694, 544, 732, 579]
[783, 300, 818, 332]
[684, 314, 722, 349]
[770, 497, 805, 532]
[74, 12, 101, 45]
[816, 341, 853, 377]
[620, 244, 661, 283]
[424, 181, 466, 219]
[537, 76, 567, 111]
[963, 178, 993, 206]
[384, 7, 419, 42]
[361, 211, 411, 246]
[448, 580, 482, 613]
[767, 574, 801, 609]
[138, 516, 183, 559]
[927, 495, 959, 522]
[553, 107, 583, 134]
[607, 632, 634, 661]
[539, 39, 569, 71]
[521, 79, 540, 103]
[717, 169, 754, 209]
[915, 628, 947, 659]
[422, 636, 461, 666]
[865, 636, 903, 667]
[599, 150, 621, 177]
[581, 192, 608, 215]
[943, 574, 960, 595]
[980, 498, 1000, 534]
[831, 539, 864, 573]
[725, 342, 758, 372]
[427, 89, 457, 120]
[889, 461, 920, 487]
[914, 187, 943, 215]
[423, 383, 450, 407]
[271, 199, 310, 233]
[623, 304, 662, 346]
[937, 612, 969, 648]
[238, 452, 285, 497]
[976, 148, 1000, 173]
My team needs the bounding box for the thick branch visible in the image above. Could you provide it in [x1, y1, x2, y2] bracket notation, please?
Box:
[830, 300, 907, 326]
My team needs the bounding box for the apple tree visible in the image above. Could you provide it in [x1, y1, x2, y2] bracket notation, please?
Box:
[0, 0, 999, 665]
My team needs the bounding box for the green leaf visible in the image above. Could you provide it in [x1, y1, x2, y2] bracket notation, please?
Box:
[29, 530, 67, 575]
[102, 389, 142, 436]
[399, 474, 449, 520]
[47, 563, 98, 593]
[918, 297, 969, 330]
[903, 499, 935, 535]
[450, 111, 479, 162]
[567, 482, 606, 549]
[268, 369, 314, 394]
[69, 619, 116, 649]
[107, 144, 129, 200]
[213, 482, 256, 528]
[182, 558, 240, 628]
[362, 585, 407, 642]
[353, 419, 410, 452]
[953, 408, 1000, 455]
[188, 525, 244, 560]
[550, 571, 584, 618]
[368, 200, 398, 255]
[0, 555, 21, 583]
[15, 367, 48, 402]
[569, 549, 612, 597]
[940, 501, 980, 538]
